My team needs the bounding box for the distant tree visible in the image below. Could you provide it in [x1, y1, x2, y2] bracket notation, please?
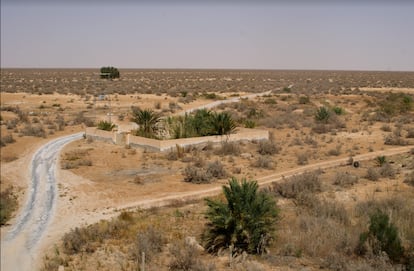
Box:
[203, 177, 279, 254]
[100, 66, 120, 79]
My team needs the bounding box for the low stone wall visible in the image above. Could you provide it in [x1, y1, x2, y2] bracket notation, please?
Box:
[85, 127, 269, 152]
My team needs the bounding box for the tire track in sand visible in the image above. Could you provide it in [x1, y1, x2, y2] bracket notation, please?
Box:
[1, 133, 83, 271]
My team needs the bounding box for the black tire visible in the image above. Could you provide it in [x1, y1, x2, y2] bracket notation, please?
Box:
[353, 161, 360, 168]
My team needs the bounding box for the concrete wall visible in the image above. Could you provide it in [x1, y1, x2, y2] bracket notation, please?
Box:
[85, 127, 269, 152]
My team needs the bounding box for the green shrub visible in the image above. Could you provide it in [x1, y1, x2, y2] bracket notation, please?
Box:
[315, 106, 331, 123]
[332, 106, 344, 115]
[203, 177, 279, 254]
[97, 120, 115, 131]
[375, 156, 387, 167]
[244, 119, 256, 128]
[357, 210, 404, 263]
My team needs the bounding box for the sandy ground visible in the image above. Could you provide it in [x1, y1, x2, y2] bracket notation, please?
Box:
[1, 86, 413, 270]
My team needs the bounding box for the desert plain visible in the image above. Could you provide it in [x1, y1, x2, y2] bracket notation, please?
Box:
[1, 69, 414, 271]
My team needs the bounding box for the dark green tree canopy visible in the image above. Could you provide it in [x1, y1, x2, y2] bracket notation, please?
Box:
[100, 66, 120, 79]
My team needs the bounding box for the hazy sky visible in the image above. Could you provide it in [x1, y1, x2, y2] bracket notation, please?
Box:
[1, 1, 414, 71]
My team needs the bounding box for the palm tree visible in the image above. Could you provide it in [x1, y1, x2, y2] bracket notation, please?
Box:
[203, 177, 279, 254]
[132, 109, 161, 138]
[209, 112, 237, 136]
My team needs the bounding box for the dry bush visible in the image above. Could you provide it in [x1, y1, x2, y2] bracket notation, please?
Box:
[296, 152, 309, 165]
[72, 112, 94, 127]
[183, 164, 213, 184]
[327, 145, 342, 156]
[381, 124, 392, 132]
[19, 124, 47, 138]
[257, 139, 280, 155]
[379, 163, 396, 178]
[216, 141, 241, 156]
[295, 193, 350, 225]
[0, 134, 15, 147]
[405, 171, 414, 186]
[206, 160, 227, 179]
[280, 214, 356, 259]
[253, 155, 275, 169]
[406, 128, 414, 138]
[384, 134, 408, 146]
[168, 240, 216, 271]
[333, 172, 359, 187]
[63, 217, 130, 255]
[273, 170, 322, 198]
[41, 251, 68, 271]
[131, 226, 165, 263]
[366, 167, 380, 181]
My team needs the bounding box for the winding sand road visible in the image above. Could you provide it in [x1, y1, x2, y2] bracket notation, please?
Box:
[1, 133, 83, 271]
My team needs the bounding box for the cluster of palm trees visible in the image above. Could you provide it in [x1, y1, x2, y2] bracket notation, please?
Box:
[168, 109, 237, 139]
[132, 108, 237, 139]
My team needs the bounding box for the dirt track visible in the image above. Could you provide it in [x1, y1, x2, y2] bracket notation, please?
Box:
[0, 133, 83, 271]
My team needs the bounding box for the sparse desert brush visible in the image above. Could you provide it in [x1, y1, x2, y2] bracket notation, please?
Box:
[296, 152, 309, 165]
[381, 124, 392, 132]
[0, 134, 15, 147]
[257, 139, 280, 155]
[384, 133, 408, 146]
[253, 155, 275, 169]
[206, 160, 227, 179]
[333, 172, 358, 187]
[366, 167, 381, 181]
[404, 171, 414, 186]
[379, 162, 396, 178]
[168, 240, 216, 271]
[215, 141, 241, 156]
[72, 112, 94, 127]
[273, 170, 322, 198]
[327, 145, 342, 156]
[131, 225, 165, 263]
[183, 164, 213, 184]
[406, 128, 414, 138]
[19, 124, 47, 138]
